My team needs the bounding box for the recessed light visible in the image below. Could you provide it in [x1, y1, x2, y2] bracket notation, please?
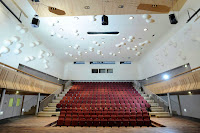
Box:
[59, 28, 64, 32]
[129, 16, 134, 20]
[85, 52, 88, 54]
[122, 37, 126, 40]
[118, 51, 121, 53]
[75, 58, 77, 59]
[102, 41, 105, 44]
[81, 38, 84, 40]
[135, 46, 137, 48]
[69, 46, 72, 48]
[101, 54, 104, 56]
[16, 91, 19, 94]
[144, 28, 148, 31]
[188, 91, 192, 94]
[185, 64, 188, 68]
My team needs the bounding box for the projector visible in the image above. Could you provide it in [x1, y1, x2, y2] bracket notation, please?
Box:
[31, 15, 40, 28]
[102, 15, 108, 25]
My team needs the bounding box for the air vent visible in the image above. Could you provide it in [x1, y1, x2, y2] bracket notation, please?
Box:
[87, 32, 119, 36]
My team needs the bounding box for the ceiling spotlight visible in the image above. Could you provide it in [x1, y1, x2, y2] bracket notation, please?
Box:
[69, 45, 72, 48]
[163, 74, 169, 80]
[135, 46, 137, 48]
[102, 41, 105, 44]
[85, 52, 88, 54]
[188, 91, 192, 94]
[81, 38, 84, 40]
[144, 28, 148, 31]
[75, 58, 77, 59]
[185, 64, 188, 68]
[16, 91, 19, 94]
[122, 37, 126, 40]
[101, 54, 104, 56]
[118, 51, 121, 54]
[59, 28, 64, 32]
[129, 16, 134, 20]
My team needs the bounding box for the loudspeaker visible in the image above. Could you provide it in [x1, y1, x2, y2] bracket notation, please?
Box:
[169, 14, 178, 24]
[31, 17, 40, 28]
[102, 15, 108, 25]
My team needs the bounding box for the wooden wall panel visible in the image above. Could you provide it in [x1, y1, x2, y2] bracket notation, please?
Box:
[145, 70, 200, 94]
[0, 66, 62, 94]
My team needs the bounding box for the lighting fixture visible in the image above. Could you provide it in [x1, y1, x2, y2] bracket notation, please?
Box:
[135, 46, 137, 48]
[16, 91, 19, 94]
[185, 64, 188, 68]
[102, 41, 105, 44]
[85, 52, 88, 54]
[101, 54, 104, 56]
[122, 37, 126, 40]
[75, 58, 77, 59]
[69, 46, 72, 48]
[81, 38, 84, 40]
[163, 74, 169, 80]
[118, 51, 121, 54]
[129, 16, 134, 20]
[188, 91, 192, 94]
[57, 78, 60, 80]
[144, 28, 148, 31]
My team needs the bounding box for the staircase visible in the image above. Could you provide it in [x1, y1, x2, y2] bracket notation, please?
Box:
[37, 86, 72, 117]
[138, 89, 171, 118]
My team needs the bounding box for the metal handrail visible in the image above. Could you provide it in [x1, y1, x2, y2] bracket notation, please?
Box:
[0, 62, 62, 86]
[144, 66, 200, 86]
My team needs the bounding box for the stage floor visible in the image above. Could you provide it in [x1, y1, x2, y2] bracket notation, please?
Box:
[0, 116, 199, 133]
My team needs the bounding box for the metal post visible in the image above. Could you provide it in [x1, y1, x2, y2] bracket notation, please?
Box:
[35, 93, 40, 116]
[167, 93, 172, 116]
[0, 89, 6, 112]
[177, 95, 182, 116]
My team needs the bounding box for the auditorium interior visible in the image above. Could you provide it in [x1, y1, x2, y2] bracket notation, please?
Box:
[0, 0, 200, 132]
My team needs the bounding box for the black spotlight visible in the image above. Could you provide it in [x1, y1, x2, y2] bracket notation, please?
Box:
[169, 14, 178, 24]
[102, 15, 108, 25]
[31, 15, 40, 28]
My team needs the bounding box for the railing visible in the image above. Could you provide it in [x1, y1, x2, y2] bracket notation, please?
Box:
[39, 87, 62, 112]
[144, 66, 200, 86]
[134, 80, 169, 112]
[0, 62, 62, 86]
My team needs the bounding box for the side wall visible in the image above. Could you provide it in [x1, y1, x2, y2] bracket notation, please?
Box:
[63, 62, 139, 80]
[160, 95, 200, 119]
[0, 2, 65, 79]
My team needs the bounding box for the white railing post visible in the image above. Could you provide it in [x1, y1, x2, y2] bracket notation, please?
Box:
[35, 93, 40, 115]
[167, 93, 172, 116]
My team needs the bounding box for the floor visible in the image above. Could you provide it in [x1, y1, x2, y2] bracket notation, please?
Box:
[0, 115, 199, 133]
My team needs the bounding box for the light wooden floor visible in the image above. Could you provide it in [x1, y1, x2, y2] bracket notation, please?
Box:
[0, 116, 199, 133]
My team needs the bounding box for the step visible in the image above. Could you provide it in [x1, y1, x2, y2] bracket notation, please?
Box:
[156, 114, 171, 118]
[43, 108, 56, 112]
[150, 103, 159, 107]
[52, 100, 60, 103]
[141, 94, 148, 97]
[144, 97, 150, 100]
[56, 97, 63, 100]
[48, 103, 57, 107]
[147, 100, 154, 103]
[151, 107, 164, 110]
[59, 94, 65, 97]
[44, 106, 56, 110]
[151, 108, 165, 112]
[37, 111, 60, 117]
[149, 112, 170, 117]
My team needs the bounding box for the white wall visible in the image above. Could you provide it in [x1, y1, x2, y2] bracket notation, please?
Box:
[138, 19, 200, 79]
[64, 62, 139, 80]
[0, 3, 65, 79]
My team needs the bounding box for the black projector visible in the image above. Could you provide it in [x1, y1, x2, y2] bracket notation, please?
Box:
[169, 14, 178, 24]
[102, 15, 108, 25]
[31, 17, 40, 28]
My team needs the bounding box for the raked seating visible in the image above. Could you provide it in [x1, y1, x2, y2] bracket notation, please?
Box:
[56, 82, 151, 127]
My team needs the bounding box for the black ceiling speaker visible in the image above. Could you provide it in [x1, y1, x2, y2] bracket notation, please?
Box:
[169, 14, 178, 24]
[102, 15, 108, 25]
[31, 15, 40, 28]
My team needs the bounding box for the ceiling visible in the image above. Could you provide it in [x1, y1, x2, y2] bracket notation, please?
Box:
[30, 14, 176, 62]
[28, 0, 187, 17]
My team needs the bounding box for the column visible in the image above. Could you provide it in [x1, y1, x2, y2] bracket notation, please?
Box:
[167, 93, 172, 116]
[35, 93, 40, 115]
[0, 89, 6, 113]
